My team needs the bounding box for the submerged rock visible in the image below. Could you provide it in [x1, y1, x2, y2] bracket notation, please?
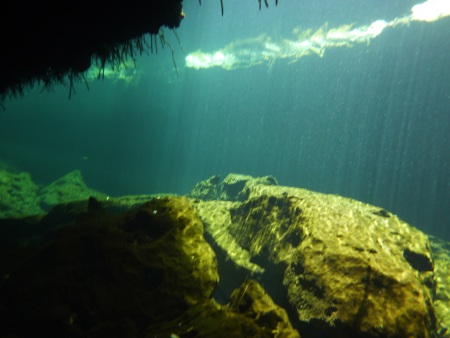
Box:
[0, 169, 109, 218]
[146, 280, 300, 338]
[188, 174, 221, 200]
[227, 279, 300, 337]
[0, 197, 219, 336]
[189, 173, 278, 201]
[0, 195, 299, 337]
[0, 169, 44, 218]
[1, 170, 448, 337]
[194, 176, 439, 338]
[39, 169, 108, 209]
[429, 236, 450, 336]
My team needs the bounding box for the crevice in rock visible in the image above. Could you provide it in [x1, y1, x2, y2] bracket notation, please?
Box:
[403, 248, 434, 272]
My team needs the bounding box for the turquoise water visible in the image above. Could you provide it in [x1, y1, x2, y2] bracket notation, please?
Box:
[0, 0, 449, 240]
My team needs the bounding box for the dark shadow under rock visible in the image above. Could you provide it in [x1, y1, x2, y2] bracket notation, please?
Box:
[0, 196, 218, 337]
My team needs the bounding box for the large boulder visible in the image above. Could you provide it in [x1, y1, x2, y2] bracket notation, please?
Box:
[0, 194, 300, 337]
[0, 196, 219, 337]
[194, 178, 440, 337]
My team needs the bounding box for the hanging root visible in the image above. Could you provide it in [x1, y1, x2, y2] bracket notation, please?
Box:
[159, 30, 166, 50]
[215, 0, 277, 15]
[157, 29, 179, 77]
[259, 0, 277, 10]
[167, 42, 179, 77]
[68, 71, 76, 100]
[172, 29, 185, 54]
[81, 73, 89, 92]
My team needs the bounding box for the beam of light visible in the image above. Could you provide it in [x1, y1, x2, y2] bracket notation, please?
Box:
[185, 0, 450, 70]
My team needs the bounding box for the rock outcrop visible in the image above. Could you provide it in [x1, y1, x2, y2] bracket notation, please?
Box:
[227, 279, 300, 338]
[1, 197, 219, 336]
[1, 170, 448, 337]
[147, 279, 300, 338]
[39, 170, 108, 209]
[430, 237, 450, 336]
[193, 174, 441, 338]
[0, 169, 109, 218]
[189, 173, 278, 201]
[0, 194, 299, 337]
[0, 169, 44, 218]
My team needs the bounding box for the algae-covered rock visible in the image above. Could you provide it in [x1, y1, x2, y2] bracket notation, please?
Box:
[220, 173, 278, 201]
[430, 236, 450, 336]
[189, 173, 278, 202]
[194, 178, 439, 338]
[0, 168, 108, 218]
[0, 169, 44, 218]
[220, 173, 255, 201]
[39, 169, 108, 209]
[188, 175, 221, 200]
[227, 280, 300, 337]
[2, 171, 447, 337]
[103, 193, 177, 213]
[1, 194, 300, 338]
[146, 280, 300, 338]
[0, 196, 219, 337]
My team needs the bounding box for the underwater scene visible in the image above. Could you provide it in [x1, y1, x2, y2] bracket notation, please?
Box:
[0, 0, 449, 337]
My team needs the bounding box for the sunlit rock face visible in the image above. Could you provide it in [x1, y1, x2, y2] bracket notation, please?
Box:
[193, 174, 438, 338]
[1, 170, 447, 337]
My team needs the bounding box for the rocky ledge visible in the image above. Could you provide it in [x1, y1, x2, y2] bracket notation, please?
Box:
[0, 170, 448, 338]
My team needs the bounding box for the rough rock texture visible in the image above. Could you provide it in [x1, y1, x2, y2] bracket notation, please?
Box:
[0, 196, 219, 337]
[39, 170, 108, 209]
[1, 171, 448, 337]
[220, 173, 257, 201]
[430, 236, 450, 336]
[227, 280, 300, 338]
[0, 169, 44, 218]
[0, 194, 299, 337]
[193, 174, 439, 338]
[0, 168, 166, 219]
[189, 173, 278, 201]
[146, 280, 300, 338]
[188, 174, 221, 200]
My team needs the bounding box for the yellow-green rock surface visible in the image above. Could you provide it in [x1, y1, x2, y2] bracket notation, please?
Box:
[39, 169, 108, 208]
[193, 174, 440, 337]
[0, 194, 300, 337]
[1, 196, 219, 336]
[147, 280, 300, 338]
[0, 169, 44, 217]
[1, 170, 448, 337]
[430, 237, 450, 336]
